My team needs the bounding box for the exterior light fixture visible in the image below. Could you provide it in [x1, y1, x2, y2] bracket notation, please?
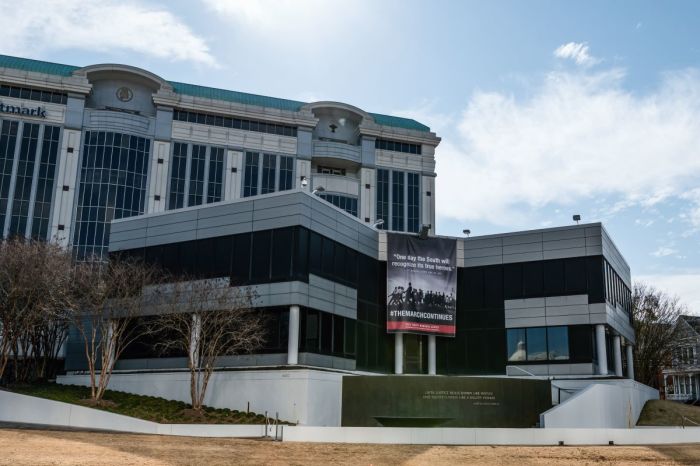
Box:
[300, 176, 308, 187]
[312, 186, 325, 195]
[573, 214, 581, 224]
[372, 219, 384, 229]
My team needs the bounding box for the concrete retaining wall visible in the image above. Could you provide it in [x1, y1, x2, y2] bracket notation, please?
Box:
[281, 425, 700, 445]
[2, 390, 698, 445]
[58, 368, 344, 426]
[542, 380, 659, 428]
[0, 390, 265, 437]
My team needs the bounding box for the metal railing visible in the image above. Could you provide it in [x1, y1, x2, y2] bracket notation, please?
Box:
[264, 411, 282, 441]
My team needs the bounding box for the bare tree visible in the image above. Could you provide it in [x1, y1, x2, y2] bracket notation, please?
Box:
[68, 257, 163, 403]
[0, 239, 74, 383]
[151, 278, 266, 411]
[632, 282, 685, 388]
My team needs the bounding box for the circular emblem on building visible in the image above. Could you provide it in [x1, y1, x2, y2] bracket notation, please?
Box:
[116, 86, 133, 102]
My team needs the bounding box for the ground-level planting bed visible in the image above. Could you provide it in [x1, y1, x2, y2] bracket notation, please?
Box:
[637, 399, 700, 426]
[9, 383, 285, 425]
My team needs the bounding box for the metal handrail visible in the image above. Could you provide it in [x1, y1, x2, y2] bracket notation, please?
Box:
[681, 415, 700, 429]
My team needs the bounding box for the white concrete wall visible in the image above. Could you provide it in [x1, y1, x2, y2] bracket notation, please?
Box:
[59, 368, 344, 426]
[541, 380, 659, 428]
[49, 129, 81, 246]
[281, 425, 700, 445]
[0, 390, 264, 437]
[224, 149, 243, 200]
[146, 140, 170, 214]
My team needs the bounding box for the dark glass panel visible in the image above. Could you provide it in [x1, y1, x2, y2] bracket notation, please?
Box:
[251, 230, 272, 282]
[309, 231, 322, 275]
[503, 263, 523, 299]
[523, 261, 544, 297]
[321, 236, 334, 276]
[333, 315, 345, 355]
[565, 257, 587, 294]
[569, 325, 594, 363]
[231, 233, 251, 284]
[543, 260, 565, 295]
[271, 228, 293, 281]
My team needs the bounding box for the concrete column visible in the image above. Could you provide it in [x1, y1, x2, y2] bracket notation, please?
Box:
[428, 335, 436, 375]
[287, 305, 300, 365]
[613, 335, 623, 377]
[190, 313, 202, 368]
[626, 344, 634, 379]
[595, 324, 608, 376]
[394, 333, 404, 375]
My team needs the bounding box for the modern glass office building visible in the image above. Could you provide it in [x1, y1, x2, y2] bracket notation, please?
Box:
[0, 54, 637, 425]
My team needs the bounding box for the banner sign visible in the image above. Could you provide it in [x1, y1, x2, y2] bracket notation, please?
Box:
[386, 233, 457, 336]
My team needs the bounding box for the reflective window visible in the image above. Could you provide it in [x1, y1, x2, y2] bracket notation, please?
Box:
[278, 156, 294, 191]
[31, 125, 61, 239]
[526, 327, 547, 361]
[407, 172, 420, 233]
[243, 152, 294, 197]
[243, 152, 259, 197]
[168, 142, 187, 209]
[73, 131, 150, 259]
[261, 153, 276, 194]
[168, 143, 225, 209]
[207, 147, 224, 203]
[0, 84, 67, 105]
[8, 123, 40, 236]
[188, 145, 206, 207]
[507, 328, 527, 361]
[318, 193, 358, 217]
[376, 169, 389, 229]
[173, 109, 297, 137]
[299, 308, 356, 359]
[547, 326, 569, 360]
[375, 138, 421, 155]
[0, 120, 19, 232]
[506, 326, 571, 363]
[391, 171, 404, 231]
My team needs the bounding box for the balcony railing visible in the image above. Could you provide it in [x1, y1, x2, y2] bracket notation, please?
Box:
[312, 140, 361, 163]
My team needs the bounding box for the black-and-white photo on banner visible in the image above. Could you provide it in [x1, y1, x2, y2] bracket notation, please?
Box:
[386, 233, 457, 336]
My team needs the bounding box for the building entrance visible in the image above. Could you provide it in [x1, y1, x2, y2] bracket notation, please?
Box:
[403, 334, 426, 374]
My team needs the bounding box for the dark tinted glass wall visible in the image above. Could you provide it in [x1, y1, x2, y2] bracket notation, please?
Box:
[436, 256, 606, 375]
[604, 260, 632, 322]
[120, 308, 290, 360]
[502, 256, 605, 303]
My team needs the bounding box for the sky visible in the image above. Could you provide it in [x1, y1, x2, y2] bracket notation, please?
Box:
[1, 0, 699, 311]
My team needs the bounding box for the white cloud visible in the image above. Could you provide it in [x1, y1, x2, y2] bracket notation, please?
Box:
[201, 0, 365, 47]
[635, 274, 700, 314]
[651, 246, 678, 258]
[429, 68, 700, 225]
[0, 0, 216, 66]
[554, 42, 600, 66]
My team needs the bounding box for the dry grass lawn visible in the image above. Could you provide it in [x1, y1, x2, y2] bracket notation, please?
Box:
[1, 427, 700, 465]
[638, 400, 700, 427]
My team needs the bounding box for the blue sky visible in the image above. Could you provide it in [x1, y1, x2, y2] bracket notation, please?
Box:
[1, 0, 699, 311]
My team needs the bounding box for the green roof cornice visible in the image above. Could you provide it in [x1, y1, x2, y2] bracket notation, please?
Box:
[0, 54, 431, 132]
